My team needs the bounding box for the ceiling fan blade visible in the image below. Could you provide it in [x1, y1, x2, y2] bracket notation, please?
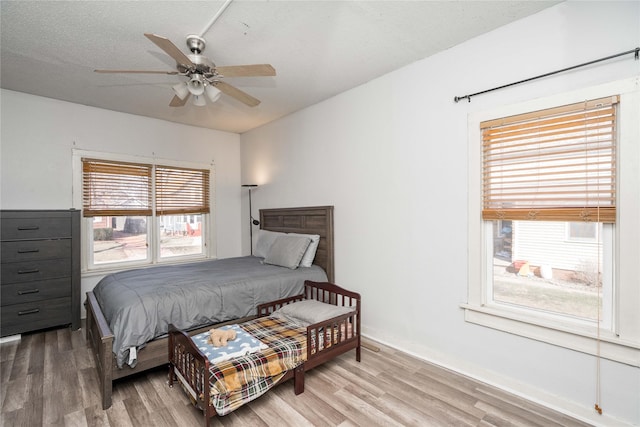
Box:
[169, 94, 189, 107]
[144, 33, 194, 67]
[94, 69, 179, 75]
[214, 81, 261, 107]
[215, 64, 276, 77]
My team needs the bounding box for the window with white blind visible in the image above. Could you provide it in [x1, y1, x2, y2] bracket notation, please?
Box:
[464, 78, 640, 366]
[79, 156, 211, 269]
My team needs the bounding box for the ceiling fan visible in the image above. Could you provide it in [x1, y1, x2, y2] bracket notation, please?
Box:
[95, 33, 275, 107]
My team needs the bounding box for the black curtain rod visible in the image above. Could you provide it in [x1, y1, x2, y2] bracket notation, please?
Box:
[454, 47, 639, 103]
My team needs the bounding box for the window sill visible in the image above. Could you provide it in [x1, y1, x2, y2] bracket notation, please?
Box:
[461, 303, 640, 367]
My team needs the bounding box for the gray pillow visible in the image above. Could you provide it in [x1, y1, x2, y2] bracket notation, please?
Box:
[287, 233, 320, 267]
[254, 230, 285, 258]
[262, 235, 311, 269]
[272, 299, 355, 326]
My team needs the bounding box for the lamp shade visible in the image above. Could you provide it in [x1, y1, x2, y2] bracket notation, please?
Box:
[192, 94, 206, 106]
[205, 84, 222, 103]
[187, 75, 205, 96]
[172, 82, 190, 100]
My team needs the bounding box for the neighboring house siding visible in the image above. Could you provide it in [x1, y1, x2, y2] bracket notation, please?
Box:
[513, 221, 602, 272]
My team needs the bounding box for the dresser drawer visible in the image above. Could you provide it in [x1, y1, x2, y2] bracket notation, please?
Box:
[1, 297, 71, 337]
[1, 239, 71, 263]
[1, 217, 71, 240]
[1, 259, 71, 284]
[1, 278, 70, 305]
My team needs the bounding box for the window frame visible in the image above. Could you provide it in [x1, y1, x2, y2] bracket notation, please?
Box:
[463, 77, 640, 367]
[72, 150, 215, 273]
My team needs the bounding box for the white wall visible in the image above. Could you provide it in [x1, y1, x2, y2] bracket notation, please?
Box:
[1, 90, 243, 312]
[241, 2, 640, 425]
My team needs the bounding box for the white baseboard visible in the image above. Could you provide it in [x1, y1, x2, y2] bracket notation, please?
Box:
[0, 334, 21, 344]
[360, 331, 631, 427]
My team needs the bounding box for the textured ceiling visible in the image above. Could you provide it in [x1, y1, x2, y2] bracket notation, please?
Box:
[1, 1, 559, 134]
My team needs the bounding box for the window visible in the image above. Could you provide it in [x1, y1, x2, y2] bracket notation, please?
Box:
[81, 157, 210, 269]
[465, 78, 640, 366]
[482, 95, 616, 324]
[490, 220, 610, 323]
[567, 221, 597, 241]
[155, 165, 210, 259]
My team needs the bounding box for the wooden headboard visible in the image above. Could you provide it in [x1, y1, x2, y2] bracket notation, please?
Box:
[260, 206, 334, 283]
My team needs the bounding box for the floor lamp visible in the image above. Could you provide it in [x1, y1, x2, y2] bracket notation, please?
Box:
[241, 184, 259, 255]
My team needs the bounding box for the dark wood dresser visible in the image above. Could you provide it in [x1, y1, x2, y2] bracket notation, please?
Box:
[1, 209, 81, 337]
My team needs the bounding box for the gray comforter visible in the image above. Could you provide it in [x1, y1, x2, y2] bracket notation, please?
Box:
[92, 256, 327, 368]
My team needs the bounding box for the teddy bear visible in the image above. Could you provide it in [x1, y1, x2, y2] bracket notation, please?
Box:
[208, 328, 237, 347]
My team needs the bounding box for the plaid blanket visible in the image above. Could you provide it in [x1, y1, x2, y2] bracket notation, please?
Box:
[207, 316, 307, 416]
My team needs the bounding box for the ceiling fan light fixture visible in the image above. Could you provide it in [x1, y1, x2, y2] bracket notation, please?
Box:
[172, 82, 190, 100]
[187, 74, 205, 96]
[95, 34, 273, 109]
[192, 94, 206, 107]
[205, 84, 222, 103]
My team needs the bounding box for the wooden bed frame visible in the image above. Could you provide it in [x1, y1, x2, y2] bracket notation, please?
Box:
[168, 280, 360, 427]
[85, 206, 335, 409]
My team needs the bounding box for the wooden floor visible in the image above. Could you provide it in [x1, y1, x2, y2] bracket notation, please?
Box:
[1, 324, 593, 427]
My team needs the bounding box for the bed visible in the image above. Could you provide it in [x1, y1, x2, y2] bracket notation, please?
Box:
[168, 280, 361, 426]
[85, 206, 335, 409]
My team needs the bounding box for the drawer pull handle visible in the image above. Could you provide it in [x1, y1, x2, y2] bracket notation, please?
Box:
[18, 268, 40, 274]
[18, 248, 40, 254]
[18, 308, 40, 316]
[17, 225, 40, 231]
[18, 289, 40, 295]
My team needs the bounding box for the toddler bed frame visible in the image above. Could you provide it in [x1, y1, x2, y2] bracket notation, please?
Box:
[168, 280, 361, 426]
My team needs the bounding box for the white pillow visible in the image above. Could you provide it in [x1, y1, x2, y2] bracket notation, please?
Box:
[287, 233, 320, 267]
[272, 299, 355, 326]
[262, 235, 311, 269]
[254, 229, 285, 258]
